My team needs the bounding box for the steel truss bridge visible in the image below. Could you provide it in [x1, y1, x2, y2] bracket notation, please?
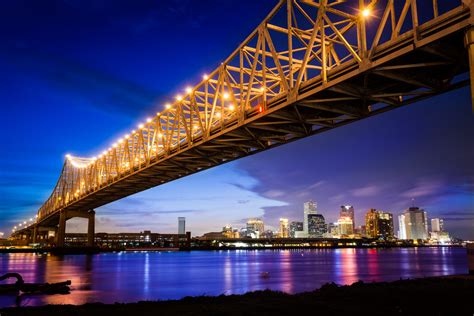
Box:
[12, 0, 474, 246]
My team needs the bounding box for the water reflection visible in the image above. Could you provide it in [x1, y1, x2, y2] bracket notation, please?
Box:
[0, 248, 467, 308]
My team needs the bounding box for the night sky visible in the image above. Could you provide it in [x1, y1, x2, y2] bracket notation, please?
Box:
[1, 0, 473, 239]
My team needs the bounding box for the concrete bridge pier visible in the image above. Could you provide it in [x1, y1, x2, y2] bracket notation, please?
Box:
[56, 209, 96, 247]
[87, 210, 95, 247]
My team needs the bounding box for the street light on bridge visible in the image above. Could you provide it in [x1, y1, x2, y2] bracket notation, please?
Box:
[361, 7, 371, 18]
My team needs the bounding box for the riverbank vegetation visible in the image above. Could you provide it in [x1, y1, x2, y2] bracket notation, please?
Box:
[1, 276, 473, 315]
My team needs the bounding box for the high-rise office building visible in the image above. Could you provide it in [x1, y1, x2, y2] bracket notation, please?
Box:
[289, 221, 303, 238]
[246, 218, 264, 236]
[398, 207, 428, 240]
[303, 200, 317, 235]
[279, 218, 289, 238]
[178, 217, 186, 235]
[398, 214, 406, 239]
[365, 209, 394, 240]
[340, 205, 355, 229]
[337, 217, 353, 236]
[431, 218, 444, 232]
[308, 214, 326, 237]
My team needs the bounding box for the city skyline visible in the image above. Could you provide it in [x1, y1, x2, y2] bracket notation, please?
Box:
[1, 0, 473, 239]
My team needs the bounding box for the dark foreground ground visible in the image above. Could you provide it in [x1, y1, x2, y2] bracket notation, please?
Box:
[1, 276, 473, 316]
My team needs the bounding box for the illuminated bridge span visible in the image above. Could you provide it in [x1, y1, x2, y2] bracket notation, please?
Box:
[13, 0, 474, 246]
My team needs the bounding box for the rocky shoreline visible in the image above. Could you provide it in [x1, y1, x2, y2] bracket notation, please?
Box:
[1, 276, 473, 315]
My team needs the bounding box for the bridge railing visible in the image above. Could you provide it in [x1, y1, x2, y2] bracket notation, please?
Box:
[37, 0, 465, 221]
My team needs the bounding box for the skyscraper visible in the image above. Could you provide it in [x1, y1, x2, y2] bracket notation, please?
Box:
[399, 207, 428, 240]
[303, 200, 317, 235]
[178, 217, 186, 235]
[308, 214, 326, 237]
[398, 214, 406, 239]
[246, 218, 264, 237]
[431, 218, 444, 232]
[279, 218, 289, 238]
[340, 205, 355, 229]
[289, 221, 303, 238]
[365, 209, 394, 240]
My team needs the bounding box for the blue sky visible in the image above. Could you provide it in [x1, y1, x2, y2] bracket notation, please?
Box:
[0, 0, 473, 239]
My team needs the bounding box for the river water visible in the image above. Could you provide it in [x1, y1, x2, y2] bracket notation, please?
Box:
[0, 247, 468, 307]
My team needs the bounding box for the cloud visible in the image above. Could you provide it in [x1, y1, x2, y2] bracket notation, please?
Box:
[2, 48, 163, 118]
[263, 190, 286, 198]
[329, 194, 345, 202]
[238, 200, 250, 204]
[351, 185, 380, 197]
[401, 179, 444, 198]
[308, 180, 325, 190]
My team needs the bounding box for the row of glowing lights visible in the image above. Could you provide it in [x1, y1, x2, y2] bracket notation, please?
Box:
[65, 78, 265, 166]
[11, 215, 38, 232]
[63, 8, 373, 166]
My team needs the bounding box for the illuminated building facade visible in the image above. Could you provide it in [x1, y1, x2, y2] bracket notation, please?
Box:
[399, 207, 428, 240]
[289, 221, 303, 238]
[303, 200, 317, 236]
[307, 214, 326, 238]
[365, 209, 394, 240]
[222, 225, 239, 238]
[337, 217, 353, 236]
[340, 205, 355, 229]
[431, 218, 444, 232]
[246, 218, 265, 237]
[279, 218, 289, 238]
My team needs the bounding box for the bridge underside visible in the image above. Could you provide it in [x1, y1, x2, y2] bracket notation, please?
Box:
[55, 14, 470, 216]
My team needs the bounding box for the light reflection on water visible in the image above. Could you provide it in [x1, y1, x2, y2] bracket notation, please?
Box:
[0, 247, 467, 308]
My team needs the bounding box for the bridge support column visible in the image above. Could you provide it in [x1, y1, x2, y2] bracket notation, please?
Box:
[57, 210, 67, 247]
[464, 26, 474, 112]
[87, 210, 95, 247]
[32, 226, 38, 243]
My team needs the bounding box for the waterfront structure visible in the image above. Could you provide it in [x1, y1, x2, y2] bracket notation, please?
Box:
[308, 214, 326, 238]
[65, 230, 191, 248]
[289, 221, 303, 238]
[12, 2, 473, 248]
[303, 200, 317, 236]
[399, 207, 429, 240]
[178, 217, 186, 235]
[279, 218, 289, 238]
[337, 217, 353, 236]
[365, 209, 394, 240]
[246, 218, 264, 236]
[340, 205, 355, 229]
[431, 218, 444, 232]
